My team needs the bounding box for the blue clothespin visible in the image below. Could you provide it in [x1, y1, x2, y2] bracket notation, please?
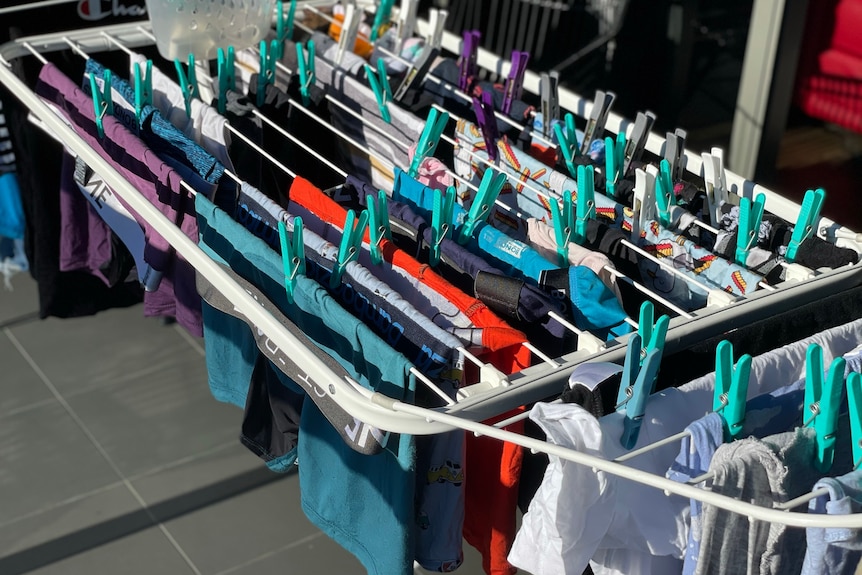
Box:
[133, 60, 152, 126]
[713, 340, 751, 441]
[846, 371, 862, 470]
[604, 132, 625, 199]
[472, 91, 499, 162]
[277, 217, 305, 304]
[296, 40, 316, 107]
[803, 343, 846, 473]
[365, 59, 393, 124]
[409, 108, 449, 177]
[174, 54, 199, 117]
[257, 39, 278, 107]
[735, 193, 765, 267]
[575, 164, 596, 244]
[331, 209, 369, 288]
[430, 186, 456, 266]
[616, 333, 663, 449]
[276, 1, 297, 58]
[637, 301, 669, 366]
[459, 30, 481, 92]
[89, 70, 113, 139]
[786, 187, 825, 263]
[550, 190, 574, 267]
[367, 190, 391, 265]
[655, 159, 675, 228]
[370, 0, 395, 42]
[501, 50, 529, 115]
[216, 46, 236, 115]
[554, 112, 580, 179]
[457, 168, 507, 245]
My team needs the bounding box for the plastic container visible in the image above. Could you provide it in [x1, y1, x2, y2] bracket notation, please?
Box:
[145, 0, 275, 60]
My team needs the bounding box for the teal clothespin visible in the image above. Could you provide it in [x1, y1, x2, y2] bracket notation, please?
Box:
[89, 70, 113, 139]
[616, 333, 663, 449]
[370, 0, 395, 42]
[846, 371, 862, 470]
[277, 217, 305, 304]
[257, 39, 278, 107]
[550, 189, 574, 267]
[296, 40, 316, 107]
[575, 164, 596, 244]
[330, 209, 369, 288]
[735, 193, 765, 267]
[553, 112, 580, 179]
[605, 132, 625, 199]
[637, 301, 669, 367]
[409, 108, 449, 177]
[457, 169, 507, 245]
[174, 53, 199, 117]
[365, 59, 393, 123]
[655, 159, 675, 228]
[803, 343, 846, 473]
[276, 1, 297, 58]
[367, 190, 391, 265]
[133, 60, 152, 126]
[786, 187, 825, 263]
[430, 186, 455, 266]
[216, 46, 236, 115]
[713, 340, 751, 441]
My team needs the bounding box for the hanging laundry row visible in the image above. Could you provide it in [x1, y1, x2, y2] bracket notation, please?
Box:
[1, 2, 862, 575]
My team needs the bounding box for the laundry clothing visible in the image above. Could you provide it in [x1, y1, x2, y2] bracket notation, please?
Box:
[0, 170, 24, 239]
[37, 61, 202, 334]
[802, 469, 862, 575]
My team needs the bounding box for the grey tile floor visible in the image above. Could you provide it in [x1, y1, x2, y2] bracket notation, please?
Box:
[0, 273, 490, 574]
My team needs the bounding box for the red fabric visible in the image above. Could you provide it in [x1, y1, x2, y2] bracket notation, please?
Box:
[289, 176, 532, 574]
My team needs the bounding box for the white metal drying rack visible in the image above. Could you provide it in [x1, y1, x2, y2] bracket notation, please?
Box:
[2, 8, 862, 528]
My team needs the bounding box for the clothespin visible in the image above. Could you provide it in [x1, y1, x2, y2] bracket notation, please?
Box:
[257, 39, 278, 107]
[539, 71, 560, 139]
[330, 209, 369, 288]
[501, 50, 529, 115]
[575, 164, 596, 244]
[553, 112, 580, 178]
[735, 193, 765, 266]
[367, 190, 391, 265]
[472, 91, 499, 162]
[623, 110, 656, 176]
[604, 132, 625, 199]
[702, 147, 727, 227]
[275, 1, 297, 58]
[365, 59, 393, 123]
[616, 333, 663, 449]
[216, 46, 235, 115]
[713, 340, 751, 440]
[581, 90, 615, 154]
[786, 188, 825, 263]
[457, 168, 507, 245]
[630, 166, 657, 241]
[430, 186, 456, 266]
[296, 40, 316, 107]
[655, 159, 675, 228]
[803, 343, 847, 473]
[277, 217, 305, 304]
[370, 0, 395, 42]
[550, 190, 574, 267]
[335, 2, 360, 66]
[459, 30, 481, 92]
[395, 0, 419, 51]
[174, 53, 199, 117]
[132, 59, 152, 126]
[846, 371, 862, 470]
[426, 8, 447, 49]
[89, 70, 113, 139]
[393, 46, 440, 101]
[664, 128, 687, 181]
[637, 301, 669, 367]
[409, 108, 449, 177]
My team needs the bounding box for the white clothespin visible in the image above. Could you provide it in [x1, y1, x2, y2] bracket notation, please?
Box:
[702, 147, 727, 227]
[427, 8, 447, 50]
[395, 0, 419, 52]
[335, 1, 360, 66]
[631, 166, 657, 242]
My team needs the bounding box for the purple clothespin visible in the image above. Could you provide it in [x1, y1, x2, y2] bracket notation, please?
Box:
[459, 30, 481, 92]
[472, 91, 499, 162]
[501, 50, 529, 115]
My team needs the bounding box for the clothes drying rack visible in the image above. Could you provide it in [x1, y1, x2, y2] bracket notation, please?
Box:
[2, 0, 862, 530]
